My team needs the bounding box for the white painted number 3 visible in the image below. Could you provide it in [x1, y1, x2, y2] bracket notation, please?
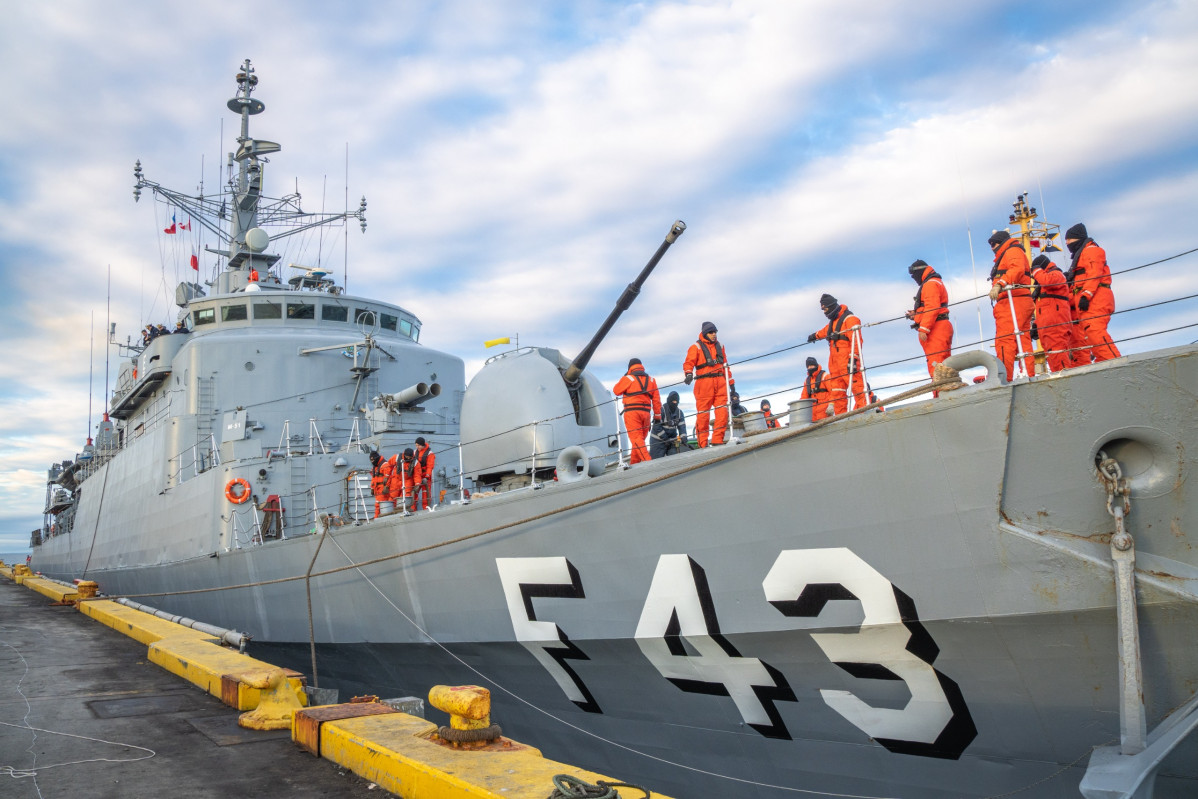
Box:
[763, 548, 976, 758]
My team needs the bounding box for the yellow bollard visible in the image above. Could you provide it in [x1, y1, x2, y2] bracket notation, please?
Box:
[429, 684, 491, 730]
[77, 581, 99, 599]
[238, 668, 306, 730]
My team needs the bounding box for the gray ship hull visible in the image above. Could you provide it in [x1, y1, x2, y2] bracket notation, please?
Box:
[34, 345, 1198, 797]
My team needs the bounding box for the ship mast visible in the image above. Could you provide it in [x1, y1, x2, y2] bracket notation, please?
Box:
[1006, 192, 1062, 263]
[132, 59, 368, 294]
[224, 59, 280, 276]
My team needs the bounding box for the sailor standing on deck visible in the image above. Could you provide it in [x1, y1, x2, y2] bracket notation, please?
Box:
[807, 295, 865, 414]
[683, 322, 734, 447]
[369, 450, 394, 518]
[1064, 223, 1121, 364]
[760, 400, 782, 429]
[800, 357, 832, 422]
[987, 230, 1036, 381]
[904, 260, 953, 394]
[1029, 255, 1073, 373]
[612, 358, 662, 464]
[729, 391, 748, 417]
[414, 437, 435, 510]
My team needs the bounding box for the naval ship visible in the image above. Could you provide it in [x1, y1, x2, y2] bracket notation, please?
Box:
[30, 61, 1198, 798]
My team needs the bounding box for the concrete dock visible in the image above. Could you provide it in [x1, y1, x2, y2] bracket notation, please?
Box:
[0, 578, 378, 799]
[1, 569, 674, 799]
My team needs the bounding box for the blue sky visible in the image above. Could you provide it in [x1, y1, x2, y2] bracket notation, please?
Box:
[1, 0, 1196, 551]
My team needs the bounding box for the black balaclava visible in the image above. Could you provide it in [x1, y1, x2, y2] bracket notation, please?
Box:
[805, 356, 818, 373]
[819, 294, 840, 319]
[908, 259, 928, 283]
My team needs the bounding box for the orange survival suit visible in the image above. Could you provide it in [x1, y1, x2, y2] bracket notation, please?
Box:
[389, 449, 422, 512]
[612, 359, 662, 464]
[370, 451, 396, 518]
[800, 357, 831, 422]
[809, 296, 865, 414]
[760, 400, 781, 429]
[683, 322, 733, 447]
[1029, 255, 1073, 373]
[414, 438, 435, 510]
[988, 233, 1035, 381]
[906, 261, 953, 391]
[1065, 224, 1121, 364]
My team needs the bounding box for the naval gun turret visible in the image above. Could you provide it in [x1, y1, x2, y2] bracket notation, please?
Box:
[460, 222, 685, 490]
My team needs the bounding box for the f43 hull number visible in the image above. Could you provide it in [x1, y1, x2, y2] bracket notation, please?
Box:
[496, 548, 977, 760]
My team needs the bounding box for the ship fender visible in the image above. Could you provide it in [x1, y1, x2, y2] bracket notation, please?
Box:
[225, 477, 252, 504]
[555, 445, 605, 483]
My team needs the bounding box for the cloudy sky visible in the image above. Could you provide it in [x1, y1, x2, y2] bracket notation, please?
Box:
[1, 0, 1196, 551]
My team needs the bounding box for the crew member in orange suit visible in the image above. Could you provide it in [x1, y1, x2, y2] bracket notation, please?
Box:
[905, 260, 953, 394]
[800, 357, 832, 421]
[369, 450, 394, 518]
[1029, 255, 1074, 373]
[413, 436, 436, 510]
[612, 358, 662, 464]
[1064, 223, 1121, 363]
[807, 295, 865, 414]
[1065, 296, 1089, 367]
[683, 322, 734, 447]
[389, 448, 423, 512]
[987, 230, 1035, 381]
[760, 399, 782, 429]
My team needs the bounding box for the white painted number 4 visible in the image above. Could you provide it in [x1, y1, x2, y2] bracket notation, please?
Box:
[635, 554, 796, 738]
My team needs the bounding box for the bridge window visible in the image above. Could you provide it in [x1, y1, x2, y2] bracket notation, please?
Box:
[287, 302, 316, 320]
[222, 304, 248, 322]
[254, 301, 283, 320]
[380, 313, 398, 332]
[322, 305, 348, 322]
[194, 308, 216, 326]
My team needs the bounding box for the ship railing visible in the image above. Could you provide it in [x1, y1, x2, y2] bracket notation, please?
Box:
[171, 434, 221, 485]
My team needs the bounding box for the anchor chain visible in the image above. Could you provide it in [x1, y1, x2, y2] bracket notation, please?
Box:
[1096, 450, 1146, 755]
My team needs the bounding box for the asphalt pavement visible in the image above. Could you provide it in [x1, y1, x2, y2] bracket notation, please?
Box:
[0, 579, 384, 799]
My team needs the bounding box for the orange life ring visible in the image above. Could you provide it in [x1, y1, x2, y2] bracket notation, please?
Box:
[225, 478, 252, 504]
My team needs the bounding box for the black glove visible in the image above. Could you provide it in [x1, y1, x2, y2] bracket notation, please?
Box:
[1078, 295, 1091, 312]
[1030, 322, 1039, 341]
[807, 333, 818, 344]
[684, 373, 693, 385]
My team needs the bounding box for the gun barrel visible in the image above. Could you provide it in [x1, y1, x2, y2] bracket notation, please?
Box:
[563, 220, 685, 385]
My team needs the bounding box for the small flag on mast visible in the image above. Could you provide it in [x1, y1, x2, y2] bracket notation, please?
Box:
[179, 217, 191, 231]
[190, 252, 199, 271]
[163, 212, 177, 235]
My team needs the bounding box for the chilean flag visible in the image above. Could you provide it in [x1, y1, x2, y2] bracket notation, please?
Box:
[163, 212, 177, 235]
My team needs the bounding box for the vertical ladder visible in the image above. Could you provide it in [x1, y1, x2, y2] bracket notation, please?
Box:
[288, 457, 309, 535]
[196, 376, 216, 471]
